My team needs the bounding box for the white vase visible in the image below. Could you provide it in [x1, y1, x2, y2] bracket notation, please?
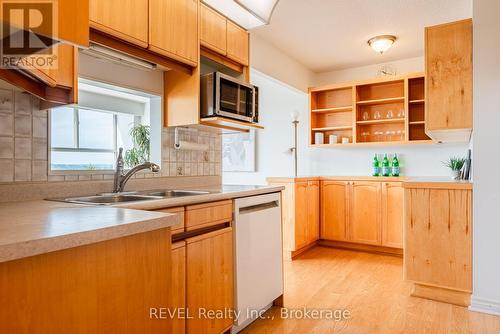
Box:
[451, 170, 461, 180]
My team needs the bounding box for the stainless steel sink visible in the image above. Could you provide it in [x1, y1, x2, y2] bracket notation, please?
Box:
[62, 194, 163, 205]
[141, 190, 211, 197]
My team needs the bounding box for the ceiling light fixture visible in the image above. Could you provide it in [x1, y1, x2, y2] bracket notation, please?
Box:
[234, 0, 280, 25]
[367, 35, 397, 54]
[202, 0, 279, 29]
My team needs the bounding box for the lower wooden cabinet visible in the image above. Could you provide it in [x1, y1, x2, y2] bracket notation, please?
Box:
[320, 180, 403, 249]
[186, 227, 234, 334]
[170, 241, 186, 334]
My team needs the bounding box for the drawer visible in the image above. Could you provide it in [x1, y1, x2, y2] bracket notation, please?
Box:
[185, 200, 233, 231]
[154, 207, 185, 235]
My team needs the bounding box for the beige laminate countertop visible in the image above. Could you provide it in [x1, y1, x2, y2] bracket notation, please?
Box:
[0, 185, 283, 263]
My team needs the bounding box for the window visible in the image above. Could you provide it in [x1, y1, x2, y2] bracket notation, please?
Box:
[50, 80, 160, 172]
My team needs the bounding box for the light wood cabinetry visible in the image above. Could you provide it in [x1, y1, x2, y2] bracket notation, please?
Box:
[404, 183, 472, 306]
[381, 182, 404, 248]
[349, 181, 381, 245]
[170, 241, 186, 334]
[90, 0, 148, 47]
[154, 206, 185, 235]
[267, 178, 320, 259]
[186, 227, 234, 334]
[200, 3, 227, 54]
[0, 228, 172, 334]
[320, 180, 349, 241]
[185, 200, 233, 231]
[226, 21, 249, 66]
[425, 19, 473, 142]
[149, 0, 199, 66]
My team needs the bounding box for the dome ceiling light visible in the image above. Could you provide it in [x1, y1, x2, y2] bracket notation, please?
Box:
[368, 35, 397, 54]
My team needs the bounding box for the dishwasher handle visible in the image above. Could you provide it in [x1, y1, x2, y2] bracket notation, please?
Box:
[238, 200, 279, 215]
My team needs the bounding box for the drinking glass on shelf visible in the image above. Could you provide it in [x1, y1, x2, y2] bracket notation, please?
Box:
[361, 131, 370, 142]
[386, 110, 394, 119]
[397, 109, 403, 118]
[385, 130, 392, 141]
[362, 111, 369, 121]
[373, 111, 381, 120]
[397, 130, 403, 140]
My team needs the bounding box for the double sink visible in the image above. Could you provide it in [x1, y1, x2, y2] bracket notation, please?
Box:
[61, 190, 211, 205]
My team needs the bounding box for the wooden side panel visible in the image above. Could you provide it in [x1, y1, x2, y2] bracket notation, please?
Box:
[0, 228, 171, 334]
[307, 180, 320, 243]
[89, 0, 148, 47]
[200, 3, 227, 55]
[381, 182, 404, 248]
[185, 200, 232, 231]
[170, 241, 186, 334]
[163, 67, 200, 127]
[349, 181, 381, 245]
[226, 21, 249, 66]
[186, 228, 233, 334]
[320, 180, 349, 241]
[294, 182, 309, 250]
[149, 0, 199, 66]
[425, 19, 472, 132]
[405, 188, 472, 291]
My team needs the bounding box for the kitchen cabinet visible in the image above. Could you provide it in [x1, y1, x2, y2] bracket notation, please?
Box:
[185, 200, 233, 231]
[267, 178, 319, 259]
[186, 227, 234, 334]
[349, 181, 381, 245]
[320, 180, 349, 241]
[425, 19, 473, 142]
[381, 182, 404, 248]
[200, 3, 227, 55]
[90, 0, 148, 47]
[226, 21, 249, 66]
[154, 206, 185, 235]
[170, 241, 186, 334]
[149, 0, 199, 66]
[404, 182, 472, 306]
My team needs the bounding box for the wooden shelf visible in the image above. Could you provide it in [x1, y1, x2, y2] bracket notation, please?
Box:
[356, 97, 405, 106]
[409, 99, 425, 104]
[311, 106, 352, 113]
[311, 140, 434, 148]
[409, 121, 425, 125]
[199, 117, 264, 133]
[356, 118, 405, 125]
[312, 126, 352, 131]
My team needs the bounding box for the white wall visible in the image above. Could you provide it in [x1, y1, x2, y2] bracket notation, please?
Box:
[470, 0, 500, 316]
[223, 69, 469, 185]
[313, 56, 424, 86]
[250, 34, 315, 92]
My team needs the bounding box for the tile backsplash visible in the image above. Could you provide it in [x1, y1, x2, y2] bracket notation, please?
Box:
[0, 88, 222, 184]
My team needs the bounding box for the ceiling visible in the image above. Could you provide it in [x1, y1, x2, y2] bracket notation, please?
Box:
[252, 0, 472, 72]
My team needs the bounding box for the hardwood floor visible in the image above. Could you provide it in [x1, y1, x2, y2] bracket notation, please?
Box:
[242, 247, 500, 334]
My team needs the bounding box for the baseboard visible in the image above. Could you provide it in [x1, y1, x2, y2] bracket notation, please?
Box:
[411, 283, 471, 307]
[469, 296, 500, 316]
[318, 240, 403, 256]
[283, 241, 318, 261]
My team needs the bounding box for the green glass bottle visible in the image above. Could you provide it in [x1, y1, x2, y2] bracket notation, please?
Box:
[372, 154, 380, 176]
[391, 153, 400, 177]
[382, 154, 390, 176]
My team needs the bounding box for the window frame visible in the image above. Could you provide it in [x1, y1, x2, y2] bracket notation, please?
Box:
[48, 106, 140, 174]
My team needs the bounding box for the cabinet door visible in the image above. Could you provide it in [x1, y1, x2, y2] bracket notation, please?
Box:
[226, 21, 249, 66]
[149, 0, 199, 66]
[425, 19, 472, 133]
[294, 182, 309, 250]
[200, 3, 227, 55]
[169, 242, 186, 334]
[307, 181, 320, 243]
[186, 228, 233, 334]
[90, 0, 148, 47]
[381, 182, 404, 248]
[320, 181, 349, 241]
[349, 182, 381, 245]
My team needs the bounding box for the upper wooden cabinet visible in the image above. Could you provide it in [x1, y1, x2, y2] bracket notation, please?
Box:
[425, 19, 473, 142]
[320, 180, 349, 241]
[226, 21, 249, 66]
[200, 3, 227, 54]
[90, 0, 148, 47]
[349, 181, 381, 245]
[149, 0, 199, 66]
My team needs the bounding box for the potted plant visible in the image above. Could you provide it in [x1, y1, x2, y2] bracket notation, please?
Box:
[443, 157, 466, 180]
[124, 124, 151, 169]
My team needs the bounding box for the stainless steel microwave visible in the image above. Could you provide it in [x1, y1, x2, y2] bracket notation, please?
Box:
[201, 72, 258, 123]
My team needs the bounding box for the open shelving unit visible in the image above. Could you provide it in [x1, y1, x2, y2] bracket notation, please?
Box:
[308, 73, 432, 147]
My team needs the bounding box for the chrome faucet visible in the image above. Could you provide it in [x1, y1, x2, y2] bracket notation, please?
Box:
[112, 148, 160, 193]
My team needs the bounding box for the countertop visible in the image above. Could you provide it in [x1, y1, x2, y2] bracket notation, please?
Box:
[0, 184, 283, 263]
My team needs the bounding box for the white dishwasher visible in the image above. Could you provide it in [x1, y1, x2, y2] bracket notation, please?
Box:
[232, 192, 283, 333]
